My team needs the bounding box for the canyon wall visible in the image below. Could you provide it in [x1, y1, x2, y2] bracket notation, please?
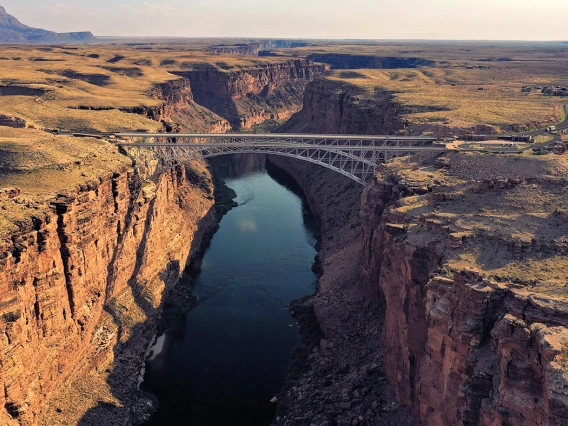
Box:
[276, 75, 568, 425]
[175, 60, 329, 129]
[267, 157, 363, 335]
[305, 54, 435, 70]
[122, 78, 231, 133]
[279, 77, 406, 134]
[0, 162, 216, 425]
[209, 40, 309, 56]
[360, 158, 568, 425]
[0, 56, 327, 426]
[269, 84, 416, 424]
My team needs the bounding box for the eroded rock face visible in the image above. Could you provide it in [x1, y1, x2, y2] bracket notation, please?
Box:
[0, 114, 26, 128]
[121, 78, 231, 133]
[209, 40, 309, 56]
[360, 169, 568, 426]
[0, 164, 216, 425]
[177, 60, 329, 130]
[279, 78, 406, 135]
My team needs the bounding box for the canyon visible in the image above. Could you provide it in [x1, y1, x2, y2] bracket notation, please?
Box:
[1, 44, 568, 426]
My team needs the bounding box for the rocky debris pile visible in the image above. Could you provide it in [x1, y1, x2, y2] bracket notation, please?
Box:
[0, 187, 20, 199]
[273, 298, 413, 426]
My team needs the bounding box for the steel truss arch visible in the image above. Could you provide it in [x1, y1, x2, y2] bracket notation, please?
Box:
[115, 133, 445, 186]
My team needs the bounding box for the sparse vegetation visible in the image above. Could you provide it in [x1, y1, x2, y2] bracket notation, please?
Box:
[324, 66, 567, 133]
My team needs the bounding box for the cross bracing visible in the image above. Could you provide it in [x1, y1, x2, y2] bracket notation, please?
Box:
[113, 133, 446, 186]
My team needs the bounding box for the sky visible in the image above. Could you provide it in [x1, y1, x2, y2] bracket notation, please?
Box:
[2, 0, 568, 40]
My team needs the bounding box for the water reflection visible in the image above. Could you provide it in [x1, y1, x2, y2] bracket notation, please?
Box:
[143, 154, 318, 426]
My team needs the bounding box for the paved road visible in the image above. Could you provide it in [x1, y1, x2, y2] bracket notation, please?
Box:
[119, 142, 447, 152]
[556, 103, 568, 130]
[456, 102, 567, 153]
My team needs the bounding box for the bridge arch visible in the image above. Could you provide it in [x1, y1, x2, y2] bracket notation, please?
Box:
[115, 133, 444, 186]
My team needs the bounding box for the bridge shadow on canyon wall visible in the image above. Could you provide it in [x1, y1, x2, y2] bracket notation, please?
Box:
[77, 167, 218, 426]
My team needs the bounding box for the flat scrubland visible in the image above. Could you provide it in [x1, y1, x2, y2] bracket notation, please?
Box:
[387, 150, 568, 294]
[325, 66, 565, 132]
[278, 42, 568, 133]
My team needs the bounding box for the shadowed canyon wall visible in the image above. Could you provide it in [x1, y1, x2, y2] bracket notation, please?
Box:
[279, 77, 406, 135]
[0, 163, 216, 425]
[174, 60, 329, 130]
[305, 54, 435, 70]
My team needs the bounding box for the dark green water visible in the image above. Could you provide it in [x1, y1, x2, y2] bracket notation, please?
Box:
[142, 155, 318, 425]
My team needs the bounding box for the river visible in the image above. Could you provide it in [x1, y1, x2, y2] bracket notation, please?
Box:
[142, 154, 318, 425]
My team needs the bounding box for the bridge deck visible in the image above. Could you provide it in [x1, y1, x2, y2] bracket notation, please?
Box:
[116, 133, 446, 186]
[116, 132, 439, 141]
[117, 142, 446, 152]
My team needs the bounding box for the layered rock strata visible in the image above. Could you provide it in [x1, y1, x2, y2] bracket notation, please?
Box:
[268, 157, 414, 425]
[175, 60, 329, 130]
[360, 153, 568, 425]
[0, 161, 216, 425]
[279, 78, 406, 134]
[121, 78, 231, 133]
[209, 40, 309, 56]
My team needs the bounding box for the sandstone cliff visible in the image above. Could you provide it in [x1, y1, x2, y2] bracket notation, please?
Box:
[360, 153, 568, 425]
[175, 60, 329, 130]
[0, 161, 216, 425]
[279, 77, 406, 134]
[122, 78, 231, 133]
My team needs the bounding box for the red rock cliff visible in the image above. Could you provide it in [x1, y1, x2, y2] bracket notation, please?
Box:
[122, 78, 231, 133]
[0, 162, 216, 425]
[360, 155, 568, 425]
[177, 60, 329, 130]
[279, 77, 406, 135]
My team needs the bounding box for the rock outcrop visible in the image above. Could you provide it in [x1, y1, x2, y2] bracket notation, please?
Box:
[360, 155, 568, 425]
[0, 162, 217, 425]
[122, 78, 231, 133]
[175, 60, 329, 130]
[209, 40, 309, 56]
[279, 77, 406, 134]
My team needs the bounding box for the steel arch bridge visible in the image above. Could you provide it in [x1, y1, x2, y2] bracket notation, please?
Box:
[114, 133, 446, 186]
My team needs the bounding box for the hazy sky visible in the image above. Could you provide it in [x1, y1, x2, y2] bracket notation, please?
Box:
[2, 0, 568, 40]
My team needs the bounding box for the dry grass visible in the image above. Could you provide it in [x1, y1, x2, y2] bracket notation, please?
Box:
[0, 44, 305, 237]
[325, 66, 567, 133]
[0, 44, 292, 131]
[268, 41, 568, 133]
[383, 151, 568, 291]
[0, 127, 130, 239]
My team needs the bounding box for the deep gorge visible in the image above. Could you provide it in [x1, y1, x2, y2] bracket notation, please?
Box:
[2, 58, 568, 426]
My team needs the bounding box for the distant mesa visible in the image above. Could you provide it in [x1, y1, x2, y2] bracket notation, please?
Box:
[0, 5, 95, 43]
